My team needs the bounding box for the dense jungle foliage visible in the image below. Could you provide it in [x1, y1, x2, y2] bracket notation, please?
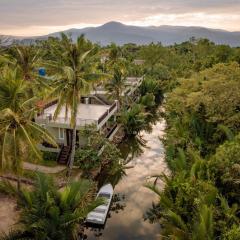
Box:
[142, 40, 240, 239]
[0, 36, 239, 239]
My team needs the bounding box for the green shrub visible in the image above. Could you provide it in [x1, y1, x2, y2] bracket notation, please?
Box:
[75, 148, 101, 172]
[42, 151, 58, 162]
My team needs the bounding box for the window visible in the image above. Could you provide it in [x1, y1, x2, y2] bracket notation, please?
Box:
[58, 128, 64, 140]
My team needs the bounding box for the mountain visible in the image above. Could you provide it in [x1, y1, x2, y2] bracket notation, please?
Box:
[1, 21, 240, 46]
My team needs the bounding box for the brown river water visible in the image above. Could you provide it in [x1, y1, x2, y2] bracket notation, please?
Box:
[84, 119, 168, 240]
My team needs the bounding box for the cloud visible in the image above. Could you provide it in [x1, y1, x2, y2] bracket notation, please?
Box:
[127, 12, 240, 31]
[0, 0, 240, 35]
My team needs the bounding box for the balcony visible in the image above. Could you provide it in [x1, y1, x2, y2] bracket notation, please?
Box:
[91, 77, 143, 97]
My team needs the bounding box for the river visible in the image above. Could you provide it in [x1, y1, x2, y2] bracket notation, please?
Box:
[84, 118, 168, 240]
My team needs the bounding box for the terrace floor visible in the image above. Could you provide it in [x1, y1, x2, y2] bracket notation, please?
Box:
[37, 103, 111, 126]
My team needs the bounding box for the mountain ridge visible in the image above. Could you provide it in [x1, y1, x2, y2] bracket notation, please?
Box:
[1, 21, 240, 46]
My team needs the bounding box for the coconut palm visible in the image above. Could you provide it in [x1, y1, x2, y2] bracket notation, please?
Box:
[105, 63, 127, 106]
[145, 177, 190, 240]
[145, 168, 219, 240]
[0, 45, 46, 99]
[0, 67, 56, 189]
[45, 33, 97, 73]
[47, 34, 109, 175]
[119, 104, 149, 136]
[106, 43, 123, 68]
[0, 45, 41, 81]
[0, 173, 103, 240]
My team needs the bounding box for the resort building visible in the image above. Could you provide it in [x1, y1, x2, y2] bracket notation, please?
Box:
[35, 76, 143, 164]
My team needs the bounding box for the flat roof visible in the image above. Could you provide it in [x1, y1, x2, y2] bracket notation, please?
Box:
[41, 103, 111, 121]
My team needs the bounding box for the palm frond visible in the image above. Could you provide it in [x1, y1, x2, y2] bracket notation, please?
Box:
[218, 124, 234, 141]
[0, 229, 32, 240]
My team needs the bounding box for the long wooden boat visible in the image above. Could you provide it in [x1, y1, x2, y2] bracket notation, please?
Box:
[86, 183, 113, 225]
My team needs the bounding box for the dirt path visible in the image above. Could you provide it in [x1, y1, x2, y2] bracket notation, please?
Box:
[23, 162, 66, 174]
[0, 163, 66, 234]
[0, 194, 19, 234]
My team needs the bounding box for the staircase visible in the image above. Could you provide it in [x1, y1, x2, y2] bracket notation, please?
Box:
[57, 146, 71, 165]
[94, 94, 111, 105]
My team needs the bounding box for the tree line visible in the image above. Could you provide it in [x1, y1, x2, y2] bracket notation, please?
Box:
[0, 35, 239, 239]
[142, 40, 240, 239]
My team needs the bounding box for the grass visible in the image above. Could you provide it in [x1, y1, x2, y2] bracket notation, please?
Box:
[26, 151, 59, 167]
[38, 159, 58, 167]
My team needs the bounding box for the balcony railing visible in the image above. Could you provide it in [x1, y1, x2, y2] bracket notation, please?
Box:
[43, 99, 58, 109]
[97, 101, 118, 126]
[37, 102, 118, 128]
[98, 111, 108, 125]
[38, 114, 98, 126]
[106, 124, 118, 139]
[109, 101, 118, 113]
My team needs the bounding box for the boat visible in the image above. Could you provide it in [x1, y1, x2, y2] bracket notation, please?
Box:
[86, 183, 113, 225]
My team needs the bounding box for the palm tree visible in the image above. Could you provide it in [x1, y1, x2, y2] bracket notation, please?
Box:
[0, 67, 56, 190]
[119, 104, 149, 136]
[0, 173, 103, 240]
[192, 205, 214, 240]
[0, 45, 46, 99]
[0, 45, 41, 81]
[107, 43, 122, 67]
[47, 34, 109, 175]
[145, 177, 190, 240]
[105, 63, 127, 106]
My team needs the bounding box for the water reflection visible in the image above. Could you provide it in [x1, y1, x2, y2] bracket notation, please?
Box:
[119, 135, 147, 160]
[95, 161, 126, 188]
[96, 134, 149, 188]
[84, 118, 167, 240]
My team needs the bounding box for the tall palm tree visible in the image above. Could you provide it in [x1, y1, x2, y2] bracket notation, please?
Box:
[47, 34, 109, 174]
[0, 67, 56, 189]
[0, 173, 103, 240]
[0, 45, 46, 99]
[105, 63, 127, 106]
[0, 45, 41, 81]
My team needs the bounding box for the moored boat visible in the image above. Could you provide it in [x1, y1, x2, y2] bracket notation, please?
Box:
[86, 183, 113, 225]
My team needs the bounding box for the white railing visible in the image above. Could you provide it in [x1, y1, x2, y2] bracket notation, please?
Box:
[97, 101, 118, 127]
[37, 102, 118, 129]
[37, 114, 97, 126]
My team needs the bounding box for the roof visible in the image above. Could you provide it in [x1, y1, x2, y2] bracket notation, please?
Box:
[38, 103, 111, 126]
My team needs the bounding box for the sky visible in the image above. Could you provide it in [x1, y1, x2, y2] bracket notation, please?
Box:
[0, 0, 240, 36]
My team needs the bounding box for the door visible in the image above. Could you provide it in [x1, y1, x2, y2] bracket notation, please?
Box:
[66, 129, 72, 147]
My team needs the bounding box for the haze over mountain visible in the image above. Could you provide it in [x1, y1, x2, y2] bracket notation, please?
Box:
[1, 22, 240, 47]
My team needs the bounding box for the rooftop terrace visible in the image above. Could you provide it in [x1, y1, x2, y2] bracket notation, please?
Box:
[36, 102, 118, 129]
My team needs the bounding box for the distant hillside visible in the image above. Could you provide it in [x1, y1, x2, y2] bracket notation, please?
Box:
[1, 21, 240, 46]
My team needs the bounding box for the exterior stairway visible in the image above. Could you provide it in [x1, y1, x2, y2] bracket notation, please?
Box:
[94, 94, 111, 105]
[57, 146, 71, 165]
